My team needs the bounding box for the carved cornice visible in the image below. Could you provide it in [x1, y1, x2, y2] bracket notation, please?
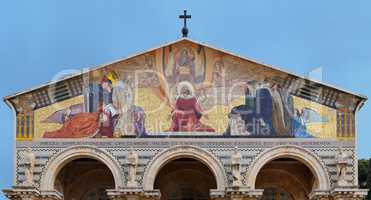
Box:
[330, 187, 369, 200]
[3, 186, 62, 200]
[106, 188, 161, 200]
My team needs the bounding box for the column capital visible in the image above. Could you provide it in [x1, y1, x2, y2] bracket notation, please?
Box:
[308, 189, 330, 200]
[223, 187, 264, 200]
[330, 187, 369, 200]
[210, 189, 227, 200]
[2, 186, 62, 200]
[106, 188, 161, 200]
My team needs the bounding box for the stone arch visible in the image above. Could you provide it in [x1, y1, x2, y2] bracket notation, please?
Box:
[245, 145, 331, 191]
[40, 145, 124, 191]
[143, 145, 227, 191]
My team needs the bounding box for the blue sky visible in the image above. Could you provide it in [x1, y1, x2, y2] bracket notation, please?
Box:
[0, 0, 370, 198]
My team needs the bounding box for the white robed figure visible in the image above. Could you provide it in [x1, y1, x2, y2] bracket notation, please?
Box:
[102, 72, 135, 137]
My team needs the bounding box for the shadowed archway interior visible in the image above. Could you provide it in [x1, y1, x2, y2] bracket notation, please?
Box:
[154, 158, 217, 200]
[256, 158, 316, 200]
[54, 158, 115, 200]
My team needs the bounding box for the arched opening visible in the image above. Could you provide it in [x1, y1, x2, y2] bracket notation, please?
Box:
[245, 145, 330, 192]
[154, 158, 217, 200]
[40, 146, 125, 192]
[256, 158, 316, 200]
[142, 145, 227, 192]
[54, 158, 115, 200]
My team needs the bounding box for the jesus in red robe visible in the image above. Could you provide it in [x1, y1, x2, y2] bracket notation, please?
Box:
[169, 82, 215, 132]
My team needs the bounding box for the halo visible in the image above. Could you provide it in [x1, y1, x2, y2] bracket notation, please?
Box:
[106, 71, 119, 86]
[177, 81, 195, 97]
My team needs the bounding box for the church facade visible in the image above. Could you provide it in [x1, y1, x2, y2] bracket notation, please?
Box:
[2, 38, 369, 200]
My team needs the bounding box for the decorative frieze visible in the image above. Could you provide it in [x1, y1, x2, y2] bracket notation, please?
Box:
[5, 140, 367, 200]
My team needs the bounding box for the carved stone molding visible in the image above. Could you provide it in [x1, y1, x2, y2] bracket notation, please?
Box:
[106, 188, 160, 200]
[330, 187, 369, 200]
[225, 187, 264, 200]
[308, 189, 331, 200]
[3, 186, 62, 200]
[210, 187, 264, 200]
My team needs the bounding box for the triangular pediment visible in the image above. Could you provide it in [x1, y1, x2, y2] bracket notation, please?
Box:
[5, 38, 365, 112]
[5, 38, 365, 140]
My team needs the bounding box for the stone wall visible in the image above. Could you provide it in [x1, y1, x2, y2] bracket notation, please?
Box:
[14, 138, 357, 189]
